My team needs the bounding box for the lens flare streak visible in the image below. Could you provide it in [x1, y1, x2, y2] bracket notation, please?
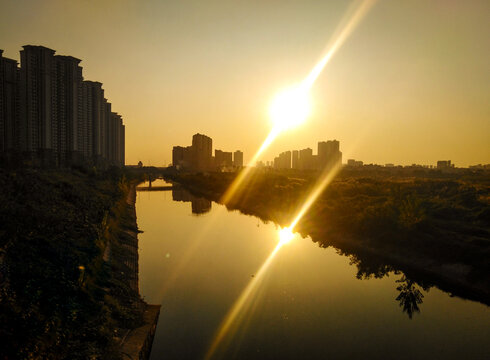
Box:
[221, 0, 377, 207]
[290, 163, 342, 230]
[204, 241, 283, 360]
[302, 0, 377, 91]
[208, 1, 377, 357]
[221, 128, 280, 204]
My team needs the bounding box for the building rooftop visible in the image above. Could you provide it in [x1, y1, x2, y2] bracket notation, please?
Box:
[22, 45, 56, 53]
[55, 55, 81, 63]
[0, 50, 18, 64]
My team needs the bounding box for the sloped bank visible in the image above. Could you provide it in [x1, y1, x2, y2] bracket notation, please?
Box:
[118, 184, 160, 359]
[0, 169, 160, 359]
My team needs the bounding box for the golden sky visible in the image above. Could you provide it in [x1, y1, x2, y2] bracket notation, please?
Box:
[1, 0, 488, 166]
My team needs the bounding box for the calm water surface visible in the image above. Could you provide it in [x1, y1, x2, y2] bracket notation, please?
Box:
[137, 180, 490, 360]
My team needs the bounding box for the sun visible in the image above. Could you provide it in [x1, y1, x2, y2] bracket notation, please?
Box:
[269, 85, 311, 132]
[278, 227, 295, 246]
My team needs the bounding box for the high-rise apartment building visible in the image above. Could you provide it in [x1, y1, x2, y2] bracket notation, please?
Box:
[0, 50, 20, 157]
[172, 146, 185, 167]
[214, 149, 224, 168]
[83, 81, 104, 161]
[0, 45, 125, 168]
[292, 150, 299, 169]
[19, 45, 57, 165]
[299, 148, 313, 170]
[215, 149, 232, 168]
[119, 121, 125, 166]
[275, 139, 342, 172]
[112, 113, 124, 166]
[233, 150, 243, 167]
[192, 133, 212, 171]
[318, 140, 341, 170]
[54, 55, 83, 165]
[102, 100, 111, 161]
[274, 150, 291, 169]
[173, 134, 242, 172]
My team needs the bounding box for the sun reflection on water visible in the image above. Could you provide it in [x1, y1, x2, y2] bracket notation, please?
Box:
[207, 1, 377, 357]
[204, 226, 299, 359]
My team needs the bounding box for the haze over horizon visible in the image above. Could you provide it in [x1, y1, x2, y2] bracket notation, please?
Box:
[1, 0, 488, 167]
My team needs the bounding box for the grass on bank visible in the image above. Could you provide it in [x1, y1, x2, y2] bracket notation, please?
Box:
[0, 167, 145, 359]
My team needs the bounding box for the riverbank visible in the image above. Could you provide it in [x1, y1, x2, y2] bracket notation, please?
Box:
[165, 170, 490, 305]
[118, 184, 160, 359]
[0, 168, 158, 359]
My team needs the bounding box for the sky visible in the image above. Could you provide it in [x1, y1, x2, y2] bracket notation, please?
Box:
[0, 0, 488, 167]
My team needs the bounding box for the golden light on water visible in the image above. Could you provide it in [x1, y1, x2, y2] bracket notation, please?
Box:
[210, 1, 377, 357]
[204, 227, 297, 360]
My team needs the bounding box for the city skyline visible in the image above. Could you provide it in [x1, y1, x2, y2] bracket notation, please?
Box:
[172, 133, 243, 171]
[1, 1, 488, 167]
[0, 45, 124, 167]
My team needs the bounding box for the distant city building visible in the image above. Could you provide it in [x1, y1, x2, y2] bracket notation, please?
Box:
[172, 146, 185, 168]
[172, 133, 241, 172]
[214, 150, 223, 168]
[272, 139, 343, 172]
[347, 159, 363, 167]
[0, 45, 125, 167]
[298, 148, 313, 170]
[215, 149, 232, 169]
[318, 140, 342, 170]
[274, 150, 291, 169]
[192, 133, 212, 171]
[172, 145, 195, 169]
[215, 149, 233, 170]
[469, 164, 490, 170]
[223, 152, 233, 167]
[292, 150, 299, 169]
[437, 160, 453, 169]
[233, 150, 243, 167]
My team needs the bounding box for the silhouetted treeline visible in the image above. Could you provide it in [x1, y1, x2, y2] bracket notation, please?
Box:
[0, 168, 145, 359]
[166, 168, 490, 304]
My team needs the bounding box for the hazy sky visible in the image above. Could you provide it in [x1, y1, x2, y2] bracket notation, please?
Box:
[1, 0, 488, 166]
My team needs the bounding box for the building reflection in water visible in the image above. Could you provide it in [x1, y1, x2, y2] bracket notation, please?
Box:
[172, 188, 212, 215]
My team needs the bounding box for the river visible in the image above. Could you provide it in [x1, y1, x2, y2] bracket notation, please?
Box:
[136, 180, 490, 360]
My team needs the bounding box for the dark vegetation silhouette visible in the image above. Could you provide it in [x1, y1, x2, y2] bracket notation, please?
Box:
[395, 276, 426, 319]
[0, 167, 145, 359]
[164, 167, 490, 306]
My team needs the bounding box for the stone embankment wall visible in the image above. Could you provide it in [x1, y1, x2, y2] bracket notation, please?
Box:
[123, 185, 140, 292]
[119, 184, 161, 359]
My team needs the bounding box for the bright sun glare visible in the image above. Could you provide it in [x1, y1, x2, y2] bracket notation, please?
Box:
[278, 227, 295, 246]
[269, 85, 311, 132]
[208, 2, 379, 358]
